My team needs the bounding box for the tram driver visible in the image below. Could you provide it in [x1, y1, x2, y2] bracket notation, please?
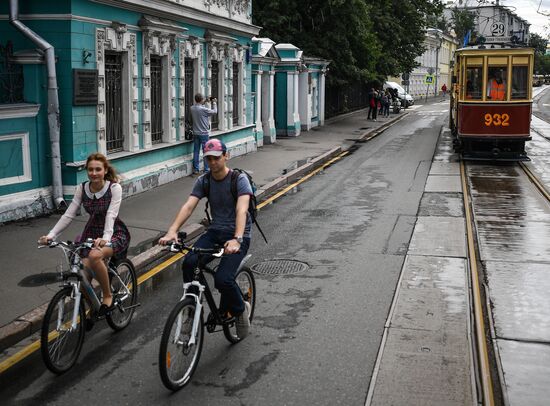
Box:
[487, 69, 506, 101]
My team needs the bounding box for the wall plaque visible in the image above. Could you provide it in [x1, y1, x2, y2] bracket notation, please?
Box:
[73, 69, 98, 105]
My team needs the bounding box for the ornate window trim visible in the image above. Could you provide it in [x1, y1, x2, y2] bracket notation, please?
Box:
[96, 24, 138, 155]
[0, 132, 32, 186]
[139, 16, 186, 147]
[231, 45, 246, 127]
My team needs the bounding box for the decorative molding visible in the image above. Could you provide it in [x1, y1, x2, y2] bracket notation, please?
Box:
[0, 132, 32, 186]
[96, 26, 138, 155]
[86, 0, 260, 36]
[0, 104, 40, 120]
[203, 0, 250, 16]
[139, 17, 182, 147]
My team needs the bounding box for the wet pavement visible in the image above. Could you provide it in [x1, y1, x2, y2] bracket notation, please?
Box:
[367, 104, 475, 405]
[467, 118, 550, 404]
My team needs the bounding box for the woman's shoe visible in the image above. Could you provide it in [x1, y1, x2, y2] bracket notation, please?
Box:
[98, 299, 115, 316]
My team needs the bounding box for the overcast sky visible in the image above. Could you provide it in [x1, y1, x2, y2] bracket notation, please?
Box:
[502, 0, 550, 36]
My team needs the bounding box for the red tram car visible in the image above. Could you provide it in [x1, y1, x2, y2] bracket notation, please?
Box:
[450, 46, 534, 160]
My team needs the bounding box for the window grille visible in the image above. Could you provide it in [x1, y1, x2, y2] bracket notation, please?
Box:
[150, 55, 163, 144]
[105, 52, 124, 153]
[184, 58, 194, 129]
[232, 62, 239, 125]
[210, 61, 219, 130]
[0, 41, 24, 104]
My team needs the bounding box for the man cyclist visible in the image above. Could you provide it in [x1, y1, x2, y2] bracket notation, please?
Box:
[159, 138, 253, 338]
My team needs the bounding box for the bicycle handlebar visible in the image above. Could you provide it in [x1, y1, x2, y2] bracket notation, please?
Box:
[167, 231, 224, 256]
[39, 238, 111, 251]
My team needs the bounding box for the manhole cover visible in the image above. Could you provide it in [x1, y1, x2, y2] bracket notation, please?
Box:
[251, 259, 309, 275]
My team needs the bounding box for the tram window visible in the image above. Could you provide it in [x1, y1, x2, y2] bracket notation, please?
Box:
[487, 67, 507, 101]
[465, 67, 482, 99]
[511, 66, 528, 99]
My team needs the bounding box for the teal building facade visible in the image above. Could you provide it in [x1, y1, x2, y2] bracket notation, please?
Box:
[251, 38, 329, 143]
[0, 0, 260, 222]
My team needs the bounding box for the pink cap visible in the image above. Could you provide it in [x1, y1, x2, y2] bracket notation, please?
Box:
[203, 139, 227, 157]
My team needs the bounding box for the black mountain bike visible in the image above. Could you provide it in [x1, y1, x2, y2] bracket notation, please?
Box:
[158, 232, 256, 391]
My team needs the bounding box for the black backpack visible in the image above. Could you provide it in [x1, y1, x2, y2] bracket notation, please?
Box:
[202, 169, 268, 243]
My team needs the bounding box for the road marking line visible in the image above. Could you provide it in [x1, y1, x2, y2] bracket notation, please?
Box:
[258, 151, 349, 210]
[461, 161, 495, 406]
[137, 251, 185, 285]
[0, 151, 352, 374]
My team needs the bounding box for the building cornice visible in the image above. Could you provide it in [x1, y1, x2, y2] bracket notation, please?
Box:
[0, 104, 40, 120]
[90, 0, 261, 37]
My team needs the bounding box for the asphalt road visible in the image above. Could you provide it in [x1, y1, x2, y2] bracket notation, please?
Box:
[0, 102, 448, 405]
[533, 85, 550, 123]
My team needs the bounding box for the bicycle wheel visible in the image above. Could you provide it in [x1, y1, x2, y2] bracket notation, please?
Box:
[106, 258, 138, 331]
[159, 298, 204, 391]
[40, 287, 86, 374]
[223, 266, 256, 343]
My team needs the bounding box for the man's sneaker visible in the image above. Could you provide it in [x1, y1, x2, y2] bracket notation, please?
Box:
[236, 301, 251, 339]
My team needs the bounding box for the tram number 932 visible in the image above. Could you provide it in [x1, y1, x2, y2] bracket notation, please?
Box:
[484, 113, 510, 127]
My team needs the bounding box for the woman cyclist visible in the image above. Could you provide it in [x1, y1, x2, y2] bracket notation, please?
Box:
[38, 153, 130, 316]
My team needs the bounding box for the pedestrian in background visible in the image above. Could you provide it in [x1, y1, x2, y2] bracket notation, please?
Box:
[381, 90, 390, 118]
[367, 88, 378, 121]
[190, 93, 217, 175]
[441, 83, 447, 98]
[38, 153, 131, 316]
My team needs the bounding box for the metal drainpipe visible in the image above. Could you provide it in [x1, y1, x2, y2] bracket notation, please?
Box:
[9, 0, 66, 209]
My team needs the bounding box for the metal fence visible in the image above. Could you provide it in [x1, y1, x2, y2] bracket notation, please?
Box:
[325, 83, 369, 119]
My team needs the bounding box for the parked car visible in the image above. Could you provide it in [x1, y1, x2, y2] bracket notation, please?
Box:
[384, 81, 414, 107]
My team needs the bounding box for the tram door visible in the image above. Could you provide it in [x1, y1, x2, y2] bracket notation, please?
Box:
[105, 52, 123, 153]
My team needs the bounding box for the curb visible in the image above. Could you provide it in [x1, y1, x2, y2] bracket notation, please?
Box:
[0, 145, 346, 355]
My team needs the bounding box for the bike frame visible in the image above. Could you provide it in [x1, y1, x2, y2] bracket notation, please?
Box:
[172, 248, 252, 347]
[48, 240, 131, 332]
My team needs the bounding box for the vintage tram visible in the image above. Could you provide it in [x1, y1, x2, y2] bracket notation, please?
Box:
[450, 46, 534, 160]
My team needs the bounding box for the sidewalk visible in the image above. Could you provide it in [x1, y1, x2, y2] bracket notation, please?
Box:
[0, 105, 411, 352]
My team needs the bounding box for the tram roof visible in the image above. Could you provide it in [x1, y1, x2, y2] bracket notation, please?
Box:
[455, 45, 534, 54]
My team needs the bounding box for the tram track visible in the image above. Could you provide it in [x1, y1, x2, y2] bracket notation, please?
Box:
[461, 155, 550, 405]
[520, 161, 550, 203]
[460, 160, 496, 406]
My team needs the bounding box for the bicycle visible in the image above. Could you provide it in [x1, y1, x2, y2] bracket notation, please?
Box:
[39, 239, 139, 374]
[158, 232, 256, 391]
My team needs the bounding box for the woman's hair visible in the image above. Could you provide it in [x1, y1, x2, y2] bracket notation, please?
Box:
[85, 153, 119, 183]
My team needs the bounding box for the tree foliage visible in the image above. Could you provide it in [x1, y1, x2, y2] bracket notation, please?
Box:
[529, 33, 548, 56]
[252, 0, 442, 86]
[450, 7, 477, 46]
[529, 33, 550, 75]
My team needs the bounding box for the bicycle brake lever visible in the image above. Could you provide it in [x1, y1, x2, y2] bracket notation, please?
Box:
[212, 249, 224, 258]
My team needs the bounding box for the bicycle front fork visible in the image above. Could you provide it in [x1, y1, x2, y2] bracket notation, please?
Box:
[177, 281, 204, 346]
